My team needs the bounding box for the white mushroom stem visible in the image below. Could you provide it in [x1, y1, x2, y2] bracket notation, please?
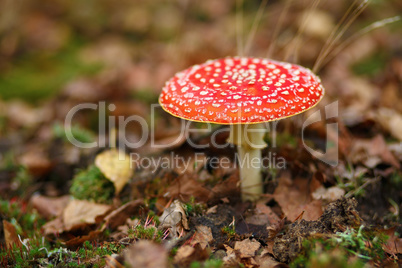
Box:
[228, 123, 267, 201]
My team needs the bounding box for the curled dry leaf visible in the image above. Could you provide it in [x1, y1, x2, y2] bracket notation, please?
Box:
[165, 173, 211, 202]
[159, 200, 189, 238]
[190, 225, 213, 249]
[255, 253, 286, 268]
[3, 220, 22, 249]
[64, 230, 103, 248]
[376, 108, 402, 141]
[19, 146, 52, 177]
[350, 135, 400, 169]
[266, 218, 286, 240]
[312, 186, 345, 202]
[223, 244, 239, 266]
[95, 149, 133, 194]
[5, 100, 51, 128]
[208, 173, 240, 204]
[63, 199, 112, 231]
[381, 227, 402, 255]
[31, 195, 70, 219]
[43, 199, 112, 236]
[173, 244, 209, 267]
[298, 10, 335, 39]
[273, 172, 323, 221]
[255, 201, 281, 224]
[124, 240, 168, 268]
[104, 199, 144, 230]
[234, 238, 261, 258]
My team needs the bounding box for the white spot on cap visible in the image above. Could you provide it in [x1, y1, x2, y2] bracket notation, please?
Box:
[200, 91, 208, 95]
[233, 95, 241, 100]
[281, 90, 289, 95]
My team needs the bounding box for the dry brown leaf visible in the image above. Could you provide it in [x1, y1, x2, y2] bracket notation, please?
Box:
[234, 238, 261, 258]
[273, 173, 323, 221]
[42, 217, 64, 236]
[350, 135, 400, 168]
[298, 10, 335, 39]
[19, 146, 52, 177]
[3, 220, 22, 249]
[104, 199, 144, 230]
[64, 230, 103, 248]
[95, 149, 133, 194]
[255, 202, 281, 224]
[190, 225, 213, 249]
[208, 173, 240, 203]
[63, 199, 112, 231]
[5, 100, 51, 128]
[223, 244, 239, 266]
[266, 218, 286, 239]
[376, 108, 402, 141]
[31, 195, 70, 219]
[165, 173, 211, 202]
[173, 244, 209, 267]
[159, 200, 189, 238]
[388, 143, 402, 162]
[124, 240, 168, 268]
[312, 186, 345, 202]
[255, 253, 285, 268]
[382, 227, 402, 255]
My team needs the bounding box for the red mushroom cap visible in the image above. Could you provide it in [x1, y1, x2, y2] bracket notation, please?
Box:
[159, 57, 324, 124]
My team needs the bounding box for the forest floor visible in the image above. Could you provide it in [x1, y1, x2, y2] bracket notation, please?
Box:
[0, 0, 401, 267]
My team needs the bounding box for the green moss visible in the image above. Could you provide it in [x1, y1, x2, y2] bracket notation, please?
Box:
[290, 226, 390, 267]
[65, 241, 125, 267]
[190, 259, 223, 268]
[0, 199, 46, 237]
[11, 167, 33, 197]
[131, 89, 159, 104]
[52, 122, 95, 144]
[184, 196, 204, 216]
[0, 200, 50, 267]
[127, 222, 165, 242]
[0, 40, 102, 103]
[351, 51, 388, 76]
[70, 165, 115, 204]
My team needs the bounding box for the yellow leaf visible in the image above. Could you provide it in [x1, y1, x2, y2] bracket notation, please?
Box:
[95, 149, 133, 194]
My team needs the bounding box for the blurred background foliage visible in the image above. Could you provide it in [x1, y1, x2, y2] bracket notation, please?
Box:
[0, 0, 400, 103]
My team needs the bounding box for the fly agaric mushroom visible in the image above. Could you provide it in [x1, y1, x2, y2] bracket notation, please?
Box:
[159, 57, 324, 201]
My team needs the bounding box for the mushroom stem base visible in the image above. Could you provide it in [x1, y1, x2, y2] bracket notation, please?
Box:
[228, 123, 267, 202]
[237, 145, 263, 201]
